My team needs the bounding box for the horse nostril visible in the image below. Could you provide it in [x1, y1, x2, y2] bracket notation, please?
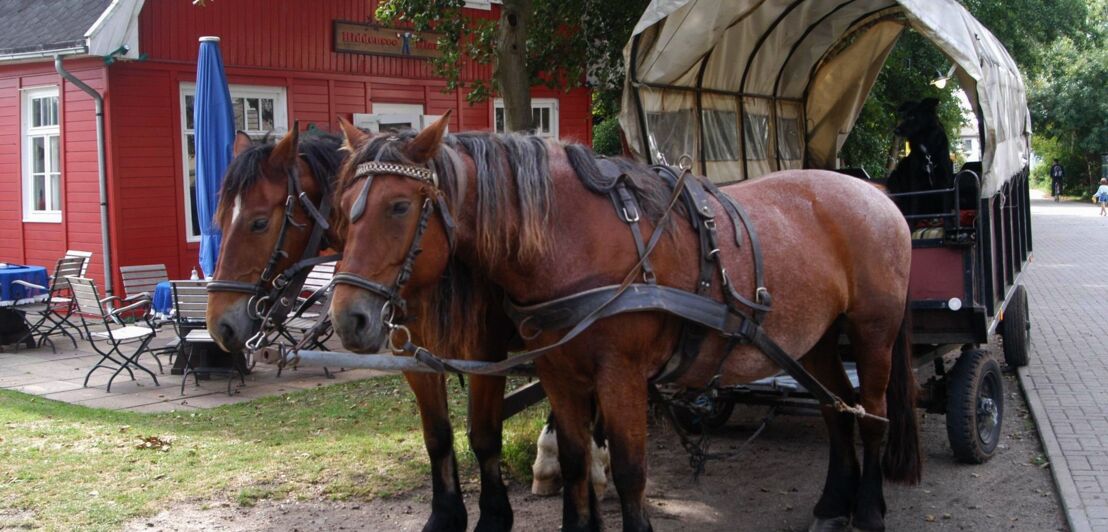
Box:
[353, 311, 368, 332]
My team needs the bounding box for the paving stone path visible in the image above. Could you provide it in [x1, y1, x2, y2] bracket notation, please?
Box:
[0, 336, 382, 412]
[1020, 196, 1108, 532]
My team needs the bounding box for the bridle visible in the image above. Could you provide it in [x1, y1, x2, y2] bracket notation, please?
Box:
[331, 158, 456, 349]
[206, 159, 340, 334]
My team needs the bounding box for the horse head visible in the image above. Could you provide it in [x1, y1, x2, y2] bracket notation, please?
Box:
[330, 112, 456, 353]
[206, 124, 346, 352]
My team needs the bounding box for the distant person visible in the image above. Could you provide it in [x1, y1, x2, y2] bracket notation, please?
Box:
[1094, 178, 1108, 216]
[1050, 159, 1065, 201]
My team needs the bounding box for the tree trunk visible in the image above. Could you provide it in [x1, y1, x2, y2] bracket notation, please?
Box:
[496, 0, 532, 132]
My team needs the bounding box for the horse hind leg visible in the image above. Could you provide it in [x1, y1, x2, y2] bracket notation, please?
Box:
[843, 304, 918, 532]
[803, 329, 861, 532]
[532, 413, 611, 499]
[532, 413, 563, 496]
[404, 372, 467, 532]
[467, 374, 513, 532]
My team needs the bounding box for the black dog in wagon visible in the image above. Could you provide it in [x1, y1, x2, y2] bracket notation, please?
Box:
[886, 97, 955, 219]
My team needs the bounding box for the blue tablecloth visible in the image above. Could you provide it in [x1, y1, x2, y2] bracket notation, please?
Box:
[0, 264, 49, 306]
[152, 281, 173, 315]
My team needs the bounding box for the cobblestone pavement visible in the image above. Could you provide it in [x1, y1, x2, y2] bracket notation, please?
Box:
[1020, 197, 1108, 532]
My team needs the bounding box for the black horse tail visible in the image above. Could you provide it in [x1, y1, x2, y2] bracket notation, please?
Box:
[882, 299, 922, 484]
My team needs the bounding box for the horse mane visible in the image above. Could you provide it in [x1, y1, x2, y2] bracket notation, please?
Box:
[336, 128, 676, 356]
[215, 132, 345, 227]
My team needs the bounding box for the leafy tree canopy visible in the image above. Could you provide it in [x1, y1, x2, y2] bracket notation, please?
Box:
[375, 0, 648, 105]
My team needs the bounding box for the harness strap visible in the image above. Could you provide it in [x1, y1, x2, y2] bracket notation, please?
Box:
[610, 181, 656, 284]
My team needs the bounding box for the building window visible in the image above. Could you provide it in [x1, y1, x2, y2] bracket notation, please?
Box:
[22, 87, 62, 223]
[180, 83, 288, 242]
[493, 98, 558, 138]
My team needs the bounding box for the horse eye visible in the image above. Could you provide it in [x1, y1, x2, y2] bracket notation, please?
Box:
[250, 217, 269, 233]
[390, 200, 412, 217]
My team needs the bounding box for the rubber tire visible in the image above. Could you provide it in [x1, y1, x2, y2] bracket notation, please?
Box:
[669, 395, 736, 434]
[946, 349, 1005, 464]
[1000, 285, 1031, 368]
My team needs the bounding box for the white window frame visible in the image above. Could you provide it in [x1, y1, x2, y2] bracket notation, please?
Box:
[22, 86, 62, 223]
[493, 98, 559, 139]
[179, 83, 288, 242]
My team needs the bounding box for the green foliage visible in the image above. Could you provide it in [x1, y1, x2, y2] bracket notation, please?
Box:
[376, 0, 649, 105]
[839, 30, 965, 179]
[592, 115, 622, 155]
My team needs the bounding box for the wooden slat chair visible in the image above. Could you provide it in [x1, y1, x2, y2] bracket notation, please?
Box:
[12, 255, 88, 351]
[281, 262, 336, 343]
[66, 277, 160, 393]
[274, 262, 337, 378]
[65, 250, 93, 277]
[115, 264, 175, 370]
[171, 280, 244, 395]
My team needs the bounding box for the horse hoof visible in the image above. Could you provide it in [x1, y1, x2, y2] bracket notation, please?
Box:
[532, 426, 562, 496]
[809, 516, 851, 532]
[531, 475, 563, 496]
[474, 513, 514, 532]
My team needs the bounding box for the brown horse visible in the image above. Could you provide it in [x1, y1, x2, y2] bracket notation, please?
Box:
[330, 114, 921, 532]
[205, 123, 520, 531]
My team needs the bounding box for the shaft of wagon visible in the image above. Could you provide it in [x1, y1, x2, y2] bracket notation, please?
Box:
[280, 349, 537, 377]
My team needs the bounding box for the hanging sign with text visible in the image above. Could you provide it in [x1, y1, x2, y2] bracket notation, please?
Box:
[333, 21, 442, 59]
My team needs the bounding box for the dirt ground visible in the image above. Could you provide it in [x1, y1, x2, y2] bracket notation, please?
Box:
[127, 351, 1064, 532]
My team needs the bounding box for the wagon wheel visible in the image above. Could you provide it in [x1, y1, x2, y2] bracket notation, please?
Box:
[946, 349, 1004, 464]
[668, 393, 736, 435]
[1000, 285, 1031, 368]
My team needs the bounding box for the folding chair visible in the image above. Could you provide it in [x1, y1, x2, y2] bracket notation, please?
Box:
[171, 280, 245, 395]
[13, 255, 88, 351]
[114, 264, 175, 370]
[65, 250, 93, 277]
[67, 277, 160, 392]
[273, 262, 337, 378]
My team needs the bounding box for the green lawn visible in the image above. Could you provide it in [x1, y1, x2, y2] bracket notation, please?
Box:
[0, 376, 548, 531]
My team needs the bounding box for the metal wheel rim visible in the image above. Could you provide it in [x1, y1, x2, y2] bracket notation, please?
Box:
[976, 371, 1001, 446]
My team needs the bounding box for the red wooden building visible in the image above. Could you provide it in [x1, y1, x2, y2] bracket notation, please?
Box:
[0, 0, 592, 293]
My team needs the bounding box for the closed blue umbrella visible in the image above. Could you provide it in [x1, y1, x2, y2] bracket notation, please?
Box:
[194, 36, 235, 278]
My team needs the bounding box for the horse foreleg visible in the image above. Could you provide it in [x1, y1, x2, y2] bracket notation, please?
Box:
[466, 374, 513, 532]
[596, 367, 652, 532]
[804, 332, 860, 532]
[405, 372, 467, 532]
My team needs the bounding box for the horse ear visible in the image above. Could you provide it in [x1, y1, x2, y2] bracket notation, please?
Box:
[270, 121, 300, 166]
[232, 131, 253, 158]
[405, 110, 452, 164]
[337, 115, 369, 152]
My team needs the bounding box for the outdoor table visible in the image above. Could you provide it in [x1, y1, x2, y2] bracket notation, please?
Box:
[152, 281, 172, 316]
[0, 264, 49, 307]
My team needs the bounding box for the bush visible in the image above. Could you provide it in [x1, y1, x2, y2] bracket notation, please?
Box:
[592, 115, 622, 156]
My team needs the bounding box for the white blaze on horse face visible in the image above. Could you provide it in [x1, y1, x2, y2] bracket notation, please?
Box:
[232, 194, 243, 225]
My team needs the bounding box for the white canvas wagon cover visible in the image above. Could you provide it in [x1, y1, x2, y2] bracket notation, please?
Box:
[619, 0, 1031, 196]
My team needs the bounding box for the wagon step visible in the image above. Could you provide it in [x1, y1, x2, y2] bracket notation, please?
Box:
[258, 348, 539, 377]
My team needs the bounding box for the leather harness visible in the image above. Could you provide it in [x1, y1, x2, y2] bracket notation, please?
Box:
[319, 151, 884, 424]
